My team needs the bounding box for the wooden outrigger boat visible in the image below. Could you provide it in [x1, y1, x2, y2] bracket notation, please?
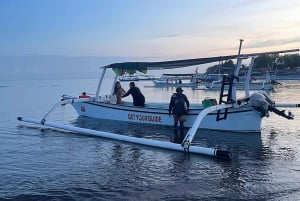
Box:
[199, 78, 276, 91]
[17, 45, 299, 159]
[67, 48, 298, 132]
[152, 73, 198, 87]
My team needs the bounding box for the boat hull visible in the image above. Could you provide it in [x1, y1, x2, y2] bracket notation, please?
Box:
[201, 81, 274, 90]
[71, 101, 262, 132]
[153, 80, 197, 87]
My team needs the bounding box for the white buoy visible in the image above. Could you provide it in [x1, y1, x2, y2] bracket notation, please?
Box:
[17, 117, 232, 160]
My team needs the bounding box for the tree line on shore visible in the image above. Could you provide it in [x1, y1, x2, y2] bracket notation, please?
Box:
[206, 53, 300, 74]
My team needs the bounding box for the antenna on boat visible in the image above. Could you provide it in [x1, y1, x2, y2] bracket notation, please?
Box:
[234, 39, 244, 72]
[231, 39, 244, 104]
[236, 39, 244, 65]
[236, 39, 244, 67]
[238, 39, 244, 55]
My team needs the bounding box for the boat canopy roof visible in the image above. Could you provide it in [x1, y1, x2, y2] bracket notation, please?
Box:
[106, 55, 237, 71]
[104, 49, 299, 75]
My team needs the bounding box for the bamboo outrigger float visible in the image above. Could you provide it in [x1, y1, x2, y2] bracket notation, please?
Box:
[17, 117, 232, 158]
[17, 42, 299, 160]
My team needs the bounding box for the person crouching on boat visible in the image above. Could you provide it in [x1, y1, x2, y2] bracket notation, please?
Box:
[113, 81, 126, 104]
[168, 87, 190, 130]
[122, 81, 145, 106]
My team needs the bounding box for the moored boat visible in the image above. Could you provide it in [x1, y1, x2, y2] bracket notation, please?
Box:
[152, 73, 197, 87]
[153, 79, 198, 87]
[17, 44, 299, 158]
[62, 48, 299, 133]
[199, 78, 275, 90]
[118, 75, 139, 81]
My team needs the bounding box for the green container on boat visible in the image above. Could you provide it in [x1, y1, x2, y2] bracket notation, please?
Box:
[202, 98, 217, 108]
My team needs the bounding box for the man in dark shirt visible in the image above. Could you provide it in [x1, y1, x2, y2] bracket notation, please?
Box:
[168, 87, 189, 129]
[122, 82, 145, 106]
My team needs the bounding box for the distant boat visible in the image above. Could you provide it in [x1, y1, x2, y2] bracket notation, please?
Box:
[118, 75, 139, 81]
[119, 74, 158, 81]
[200, 79, 275, 90]
[272, 63, 300, 80]
[195, 67, 281, 90]
[252, 66, 300, 81]
[153, 79, 198, 87]
[137, 74, 160, 81]
[152, 73, 198, 87]
[271, 73, 300, 81]
[191, 73, 226, 83]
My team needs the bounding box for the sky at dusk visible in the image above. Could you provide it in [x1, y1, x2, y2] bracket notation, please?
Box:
[0, 0, 300, 78]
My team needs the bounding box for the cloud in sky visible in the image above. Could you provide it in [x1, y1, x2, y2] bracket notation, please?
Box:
[247, 37, 300, 49]
[0, 0, 299, 59]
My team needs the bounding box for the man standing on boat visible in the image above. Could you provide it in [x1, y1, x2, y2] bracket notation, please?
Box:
[122, 82, 145, 106]
[168, 87, 190, 131]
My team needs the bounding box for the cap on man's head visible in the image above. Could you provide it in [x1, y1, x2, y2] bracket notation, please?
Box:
[130, 82, 135, 87]
[176, 87, 183, 93]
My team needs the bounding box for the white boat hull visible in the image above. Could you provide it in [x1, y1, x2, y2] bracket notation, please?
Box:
[71, 101, 262, 132]
[201, 81, 274, 90]
[153, 80, 197, 87]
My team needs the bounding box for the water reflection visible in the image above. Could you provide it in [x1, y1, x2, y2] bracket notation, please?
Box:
[72, 116, 267, 158]
[68, 115, 300, 196]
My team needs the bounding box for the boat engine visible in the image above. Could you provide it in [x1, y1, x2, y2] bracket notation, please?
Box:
[249, 91, 294, 119]
[249, 92, 272, 117]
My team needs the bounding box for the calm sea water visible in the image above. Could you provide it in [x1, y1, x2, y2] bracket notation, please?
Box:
[0, 77, 300, 201]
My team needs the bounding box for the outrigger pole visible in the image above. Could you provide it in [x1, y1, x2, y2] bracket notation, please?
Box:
[17, 116, 232, 160]
[275, 103, 300, 107]
[181, 104, 234, 149]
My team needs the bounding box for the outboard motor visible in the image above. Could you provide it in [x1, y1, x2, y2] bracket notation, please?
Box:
[249, 92, 272, 117]
[249, 91, 294, 119]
